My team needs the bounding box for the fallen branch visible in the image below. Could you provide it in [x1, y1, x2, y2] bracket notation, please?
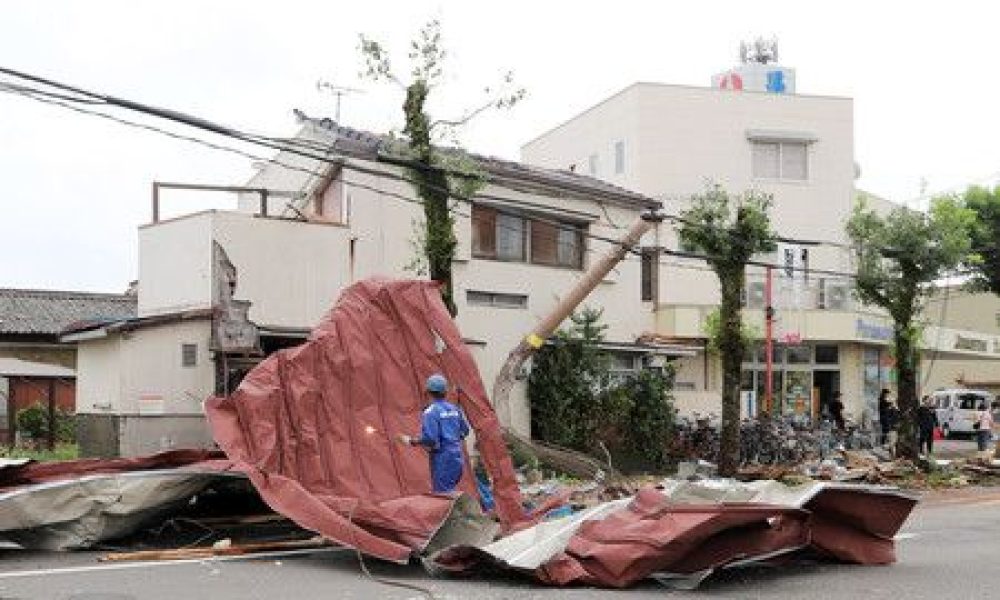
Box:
[100, 536, 329, 562]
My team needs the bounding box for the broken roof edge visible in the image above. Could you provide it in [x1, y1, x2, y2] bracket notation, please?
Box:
[290, 115, 660, 212]
[61, 308, 214, 341]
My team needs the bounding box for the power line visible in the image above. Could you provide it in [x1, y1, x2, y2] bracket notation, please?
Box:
[0, 67, 867, 280]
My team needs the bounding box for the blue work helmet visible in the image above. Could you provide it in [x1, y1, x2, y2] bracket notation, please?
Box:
[426, 373, 448, 394]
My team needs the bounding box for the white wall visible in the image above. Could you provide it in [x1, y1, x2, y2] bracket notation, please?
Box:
[75, 320, 214, 416]
[522, 83, 856, 277]
[74, 335, 122, 414]
[211, 212, 352, 329]
[138, 212, 213, 317]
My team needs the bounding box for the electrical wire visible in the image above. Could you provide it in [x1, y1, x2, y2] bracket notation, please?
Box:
[0, 68, 867, 279]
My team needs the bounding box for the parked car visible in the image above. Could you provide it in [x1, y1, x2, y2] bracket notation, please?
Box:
[930, 389, 995, 438]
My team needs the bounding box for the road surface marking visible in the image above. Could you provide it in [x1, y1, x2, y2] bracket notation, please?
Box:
[0, 547, 347, 580]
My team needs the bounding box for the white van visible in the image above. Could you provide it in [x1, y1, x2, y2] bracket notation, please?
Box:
[930, 389, 994, 438]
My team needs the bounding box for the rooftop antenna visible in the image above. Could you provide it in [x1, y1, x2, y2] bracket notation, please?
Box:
[316, 81, 364, 122]
[740, 36, 779, 65]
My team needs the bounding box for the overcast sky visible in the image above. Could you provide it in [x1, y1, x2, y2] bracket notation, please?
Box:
[2, 1, 998, 292]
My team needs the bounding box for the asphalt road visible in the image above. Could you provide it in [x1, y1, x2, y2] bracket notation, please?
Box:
[1, 487, 998, 600]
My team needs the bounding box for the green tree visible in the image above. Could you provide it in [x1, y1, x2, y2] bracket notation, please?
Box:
[678, 184, 777, 476]
[962, 185, 1000, 295]
[846, 194, 974, 459]
[360, 20, 524, 315]
[618, 368, 676, 469]
[528, 307, 611, 449]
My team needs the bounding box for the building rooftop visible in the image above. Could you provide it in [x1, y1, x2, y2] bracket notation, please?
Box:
[0, 288, 137, 336]
[295, 115, 661, 211]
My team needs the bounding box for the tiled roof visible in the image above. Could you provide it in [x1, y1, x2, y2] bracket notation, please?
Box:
[295, 115, 660, 210]
[0, 288, 137, 336]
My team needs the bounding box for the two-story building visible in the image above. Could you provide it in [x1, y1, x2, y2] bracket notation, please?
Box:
[66, 118, 695, 457]
[521, 60, 1000, 422]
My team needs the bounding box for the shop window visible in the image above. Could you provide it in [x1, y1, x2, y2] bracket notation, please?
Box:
[786, 345, 811, 364]
[814, 345, 839, 364]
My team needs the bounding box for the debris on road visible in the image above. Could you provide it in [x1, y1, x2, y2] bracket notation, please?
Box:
[0, 279, 930, 589]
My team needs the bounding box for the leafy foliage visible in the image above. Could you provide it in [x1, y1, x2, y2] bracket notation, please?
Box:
[16, 404, 48, 440]
[677, 184, 777, 476]
[528, 308, 611, 449]
[846, 194, 974, 459]
[359, 20, 525, 315]
[962, 185, 1000, 295]
[702, 307, 760, 355]
[14, 405, 76, 446]
[616, 368, 677, 468]
[528, 308, 676, 471]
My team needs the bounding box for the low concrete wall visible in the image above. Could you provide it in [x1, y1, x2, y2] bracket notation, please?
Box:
[77, 414, 215, 458]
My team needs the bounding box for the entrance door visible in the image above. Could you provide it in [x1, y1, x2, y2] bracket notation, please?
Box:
[813, 370, 841, 422]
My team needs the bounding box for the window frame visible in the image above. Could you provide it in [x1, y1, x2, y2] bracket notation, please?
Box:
[471, 204, 585, 270]
[181, 343, 198, 368]
[751, 140, 809, 182]
[466, 290, 528, 309]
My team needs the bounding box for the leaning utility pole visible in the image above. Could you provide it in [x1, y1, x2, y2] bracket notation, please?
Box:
[492, 210, 663, 426]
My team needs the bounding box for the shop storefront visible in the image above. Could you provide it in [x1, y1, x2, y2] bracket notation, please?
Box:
[740, 343, 842, 419]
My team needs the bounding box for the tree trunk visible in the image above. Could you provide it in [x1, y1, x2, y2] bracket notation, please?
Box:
[894, 324, 919, 459]
[717, 267, 745, 476]
[404, 81, 458, 316]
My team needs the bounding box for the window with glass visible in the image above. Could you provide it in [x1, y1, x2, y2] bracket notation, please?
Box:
[751, 141, 808, 181]
[472, 205, 583, 269]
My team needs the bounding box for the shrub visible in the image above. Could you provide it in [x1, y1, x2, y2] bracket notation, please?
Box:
[16, 404, 49, 441]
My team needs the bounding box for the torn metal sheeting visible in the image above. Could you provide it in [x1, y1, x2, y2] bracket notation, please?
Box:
[433, 480, 917, 589]
[204, 279, 526, 563]
[0, 469, 245, 550]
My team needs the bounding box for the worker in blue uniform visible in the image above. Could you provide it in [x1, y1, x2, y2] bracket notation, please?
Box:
[398, 373, 470, 493]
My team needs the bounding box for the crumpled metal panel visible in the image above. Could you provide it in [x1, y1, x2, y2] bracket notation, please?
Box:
[433, 480, 917, 588]
[205, 279, 525, 563]
[0, 469, 242, 550]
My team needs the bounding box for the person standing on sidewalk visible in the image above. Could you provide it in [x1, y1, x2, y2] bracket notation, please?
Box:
[878, 389, 892, 445]
[974, 402, 994, 453]
[917, 395, 939, 456]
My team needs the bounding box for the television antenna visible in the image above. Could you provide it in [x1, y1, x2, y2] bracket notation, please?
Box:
[740, 37, 780, 65]
[316, 81, 364, 122]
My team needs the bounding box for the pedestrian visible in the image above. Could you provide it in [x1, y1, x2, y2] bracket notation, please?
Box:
[884, 401, 900, 456]
[974, 401, 994, 453]
[917, 395, 939, 456]
[398, 373, 470, 493]
[878, 389, 892, 446]
[829, 391, 846, 431]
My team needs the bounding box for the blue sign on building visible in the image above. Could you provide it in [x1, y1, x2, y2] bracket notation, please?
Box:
[766, 70, 786, 94]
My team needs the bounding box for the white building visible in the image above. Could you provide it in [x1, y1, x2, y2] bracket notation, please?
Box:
[67, 61, 1000, 457]
[66, 119, 694, 457]
[521, 66, 1000, 422]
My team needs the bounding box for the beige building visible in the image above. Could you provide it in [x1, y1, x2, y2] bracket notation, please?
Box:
[67, 119, 695, 457]
[522, 71, 1000, 422]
